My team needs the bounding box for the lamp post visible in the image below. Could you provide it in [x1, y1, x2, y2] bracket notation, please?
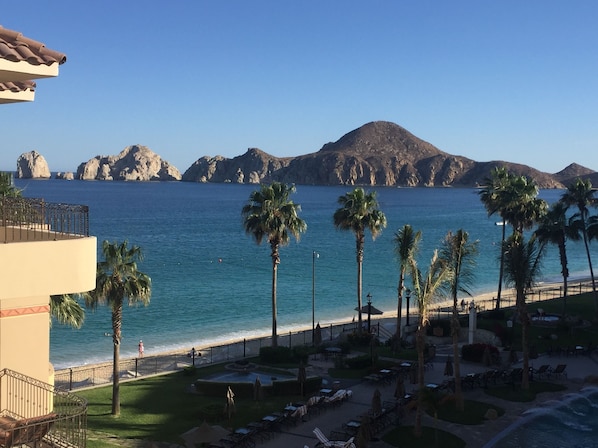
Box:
[405, 288, 411, 326]
[312, 251, 319, 345]
[366, 293, 372, 333]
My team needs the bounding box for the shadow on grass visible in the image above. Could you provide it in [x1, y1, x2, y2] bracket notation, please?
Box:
[434, 399, 505, 425]
[383, 425, 465, 448]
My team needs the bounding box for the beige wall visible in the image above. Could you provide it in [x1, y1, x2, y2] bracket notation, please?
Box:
[0, 236, 96, 382]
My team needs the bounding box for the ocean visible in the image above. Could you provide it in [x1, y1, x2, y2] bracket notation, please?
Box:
[13, 179, 590, 369]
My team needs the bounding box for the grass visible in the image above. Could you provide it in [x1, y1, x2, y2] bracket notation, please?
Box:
[435, 399, 505, 425]
[483, 380, 567, 402]
[80, 369, 305, 448]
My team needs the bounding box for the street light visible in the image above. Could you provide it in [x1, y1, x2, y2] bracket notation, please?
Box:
[405, 289, 412, 326]
[312, 251, 319, 345]
[366, 292, 372, 333]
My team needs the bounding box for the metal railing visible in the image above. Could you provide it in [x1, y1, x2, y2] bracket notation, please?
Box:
[0, 197, 89, 243]
[0, 368, 87, 448]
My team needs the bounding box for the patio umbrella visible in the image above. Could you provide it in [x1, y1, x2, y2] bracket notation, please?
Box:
[297, 363, 307, 396]
[224, 386, 235, 421]
[394, 375, 405, 400]
[354, 304, 384, 315]
[253, 376, 262, 401]
[444, 356, 453, 376]
[314, 323, 322, 347]
[371, 388, 382, 417]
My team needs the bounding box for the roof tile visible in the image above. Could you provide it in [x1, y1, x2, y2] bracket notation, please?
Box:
[0, 80, 36, 93]
[0, 25, 66, 66]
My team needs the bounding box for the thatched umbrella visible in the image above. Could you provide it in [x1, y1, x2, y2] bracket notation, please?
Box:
[394, 375, 406, 400]
[371, 388, 382, 417]
[224, 386, 235, 421]
[314, 323, 322, 347]
[181, 421, 229, 448]
[297, 363, 307, 396]
[444, 356, 453, 376]
[253, 376, 262, 401]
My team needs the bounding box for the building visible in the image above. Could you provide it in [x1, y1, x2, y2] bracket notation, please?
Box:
[0, 25, 95, 448]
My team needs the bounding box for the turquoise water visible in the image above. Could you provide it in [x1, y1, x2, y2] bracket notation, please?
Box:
[14, 180, 590, 369]
[485, 387, 598, 447]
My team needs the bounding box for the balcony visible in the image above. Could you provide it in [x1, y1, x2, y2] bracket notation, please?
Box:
[0, 197, 89, 243]
[0, 368, 86, 448]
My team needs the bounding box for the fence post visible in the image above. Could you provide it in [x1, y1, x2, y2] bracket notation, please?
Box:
[69, 368, 73, 391]
[135, 358, 138, 378]
[243, 338, 246, 357]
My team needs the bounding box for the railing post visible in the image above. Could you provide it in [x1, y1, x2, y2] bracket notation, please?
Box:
[69, 368, 73, 391]
[135, 358, 138, 378]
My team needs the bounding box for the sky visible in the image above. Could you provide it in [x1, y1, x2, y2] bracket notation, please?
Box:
[2, 1, 598, 174]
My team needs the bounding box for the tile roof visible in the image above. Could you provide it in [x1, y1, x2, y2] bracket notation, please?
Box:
[0, 25, 66, 66]
[0, 80, 36, 93]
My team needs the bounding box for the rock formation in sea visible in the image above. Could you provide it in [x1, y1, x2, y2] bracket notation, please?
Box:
[55, 172, 74, 180]
[76, 145, 182, 181]
[183, 121, 567, 188]
[16, 150, 51, 179]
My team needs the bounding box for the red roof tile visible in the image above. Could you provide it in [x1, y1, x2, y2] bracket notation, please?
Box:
[0, 25, 66, 66]
[0, 80, 36, 93]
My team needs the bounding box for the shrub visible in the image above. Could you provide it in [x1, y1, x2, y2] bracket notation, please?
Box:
[482, 309, 506, 321]
[461, 343, 500, 363]
[345, 354, 373, 370]
[427, 319, 452, 337]
[259, 346, 293, 364]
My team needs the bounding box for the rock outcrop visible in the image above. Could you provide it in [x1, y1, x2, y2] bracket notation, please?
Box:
[16, 150, 51, 179]
[55, 172, 74, 180]
[76, 145, 182, 181]
[182, 121, 567, 188]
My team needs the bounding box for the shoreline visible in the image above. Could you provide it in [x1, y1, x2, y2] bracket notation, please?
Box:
[54, 278, 585, 375]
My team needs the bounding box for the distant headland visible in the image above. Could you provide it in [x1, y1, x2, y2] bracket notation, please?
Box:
[13, 121, 597, 188]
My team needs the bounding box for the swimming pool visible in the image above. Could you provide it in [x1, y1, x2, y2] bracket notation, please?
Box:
[484, 386, 598, 448]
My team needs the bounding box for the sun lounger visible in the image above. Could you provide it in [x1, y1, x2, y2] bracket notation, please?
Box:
[553, 364, 567, 379]
[313, 427, 356, 448]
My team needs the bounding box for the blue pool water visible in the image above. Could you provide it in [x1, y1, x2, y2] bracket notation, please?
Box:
[485, 386, 598, 448]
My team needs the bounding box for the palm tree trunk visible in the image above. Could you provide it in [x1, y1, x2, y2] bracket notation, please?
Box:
[111, 301, 123, 416]
[496, 222, 506, 309]
[356, 235, 364, 333]
[396, 270, 404, 342]
[517, 289, 530, 390]
[414, 327, 425, 437]
[452, 313, 464, 411]
[559, 240, 568, 317]
[271, 249, 279, 347]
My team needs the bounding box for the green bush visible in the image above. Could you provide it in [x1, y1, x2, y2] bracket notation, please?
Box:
[259, 346, 293, 363]
[427, 319, 452, 336]
[345, 354, 373, 370]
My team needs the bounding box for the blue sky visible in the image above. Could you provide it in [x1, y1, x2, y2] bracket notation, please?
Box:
[3, 1, 597, 174]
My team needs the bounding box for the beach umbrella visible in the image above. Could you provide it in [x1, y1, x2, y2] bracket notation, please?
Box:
[314, 323, 322, 347]
[297, 363, 307, 396]
[253, 376, 262, 401]
[224, 386, 235, 421]
[357, 414, 373, 447]
[394, 375, 405, 400]
[371, 388, 382, 417]
[444, 356, 454, 376]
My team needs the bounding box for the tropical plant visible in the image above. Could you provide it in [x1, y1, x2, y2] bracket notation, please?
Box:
[0, 172, 21, 197]
[560, 178, 598, 312]
[242, 182, 307, 347]
[83, 240, 152, 416]
[439, 229, 478, 411]
[502, 233, 544, 390]
[408, 250, 452, 437]
[333, 188, 386, 333]
[50, 294, 85, 329]
[534, 202, 578, 316]
[392, 224, 421, 344]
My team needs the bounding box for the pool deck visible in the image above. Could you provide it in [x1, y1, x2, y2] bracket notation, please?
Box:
[252, 348, 598, 448]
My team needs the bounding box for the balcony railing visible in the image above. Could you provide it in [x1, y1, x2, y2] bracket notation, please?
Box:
[0, 368, 87, 448]
[0, 197, 89, 243]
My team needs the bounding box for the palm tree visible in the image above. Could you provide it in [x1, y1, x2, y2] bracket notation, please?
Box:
[502, 234, 544, 390]
[408, 250, 452, 437]
[439, 229, 478, 412]
[478, 167, 512, 309]
[500, 175, 547, 237]
[242, 182, 307, 347]
[333, 188, 386, 333]
[534, 202, 578, 316]
[0, 172, 21, 197]
[392, 224, 421, 344]
[83, 240, 151, 416]
[560, 178, 598, 311]
[50, 294, 85, 329]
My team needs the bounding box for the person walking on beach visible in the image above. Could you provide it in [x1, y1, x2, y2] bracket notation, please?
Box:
[138, 340, 144, 357]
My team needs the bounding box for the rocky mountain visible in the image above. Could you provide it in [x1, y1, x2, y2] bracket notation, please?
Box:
[16, 150, 51, 179]
[183, 121, 569, 188]
[76, 145, 182, 181]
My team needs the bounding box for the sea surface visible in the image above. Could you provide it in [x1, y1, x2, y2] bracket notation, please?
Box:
[14, 179, 591, 369]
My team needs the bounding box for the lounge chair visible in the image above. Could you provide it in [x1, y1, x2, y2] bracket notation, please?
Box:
[313, 427, 356, 448]
[553, 364, 567, 379]
[533, 364, 551, 379]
